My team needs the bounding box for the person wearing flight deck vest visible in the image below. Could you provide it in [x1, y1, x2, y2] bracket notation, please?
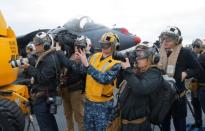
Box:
[76, 32, 121, 131]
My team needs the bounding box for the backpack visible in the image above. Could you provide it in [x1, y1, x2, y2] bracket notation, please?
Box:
[148, 75, 177, 125]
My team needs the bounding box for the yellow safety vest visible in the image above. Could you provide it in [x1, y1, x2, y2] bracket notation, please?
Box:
[86, 52, 120, 102]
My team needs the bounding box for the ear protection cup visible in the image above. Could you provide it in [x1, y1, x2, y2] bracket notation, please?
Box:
[113, 34, 120, 50]
[147, 47, 160, 64]
[106, 33, 120, 50]
[174, 26, 183, 44]
[177, 37, 183, 44]
[152, 53, 160, 64]
[114, 41, 120, 50]
[113, 34, 120, 42]
[43, 41, 51, 51]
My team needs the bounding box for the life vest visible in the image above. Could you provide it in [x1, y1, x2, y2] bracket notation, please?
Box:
[86, 52, 120, 102]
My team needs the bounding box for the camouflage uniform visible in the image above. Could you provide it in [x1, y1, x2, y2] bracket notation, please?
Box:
[84, 99, 114, 131]
[84, 63, 121, 131]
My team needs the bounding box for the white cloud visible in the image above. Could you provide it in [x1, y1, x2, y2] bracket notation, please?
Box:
[0, 0, 205, 44]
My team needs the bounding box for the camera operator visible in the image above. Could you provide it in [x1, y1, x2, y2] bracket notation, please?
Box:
[76, 32, 121, 130]
[59, 36, 91, 131]
[158, 26, 201, 131]
[23, 32, 92, 131]
[21, 31, 85, 131]
[119, 43, 162, 131]
[22, 32, 89, 131]
[22, 36, 60, 131]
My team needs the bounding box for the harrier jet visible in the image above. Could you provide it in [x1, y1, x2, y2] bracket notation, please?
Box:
[17, 16, 141, 56]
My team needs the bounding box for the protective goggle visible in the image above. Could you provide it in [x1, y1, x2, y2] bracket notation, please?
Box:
[135, 50, 149, 60]
[136, 45, 149, 50]
[33, 38, 44, 46]
[159, 36, 176, 43]
[100, 42, 112, 49]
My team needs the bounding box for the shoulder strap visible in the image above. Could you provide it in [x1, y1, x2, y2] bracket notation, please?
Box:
[116, 80, 128, 108]
[51, 52, 61, 91]
[117, 80, 127, 100]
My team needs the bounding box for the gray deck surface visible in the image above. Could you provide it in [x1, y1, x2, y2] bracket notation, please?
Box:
[25, 99, 205, 131]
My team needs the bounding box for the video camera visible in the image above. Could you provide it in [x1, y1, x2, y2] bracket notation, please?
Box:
[53, 30, 78, 52]
[10, 58, 29, 68]
[74, 36, 87, 50]
[112, 46, 137, 67]
[53, 30, 88, 55]
[113, 42, 160, 67]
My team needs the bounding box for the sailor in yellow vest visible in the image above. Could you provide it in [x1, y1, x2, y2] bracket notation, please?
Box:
[76, 32, 121, 131]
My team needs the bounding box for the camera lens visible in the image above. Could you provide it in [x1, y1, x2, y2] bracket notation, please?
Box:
[112, 51, 126, 62]
[10, 58, 29, 68]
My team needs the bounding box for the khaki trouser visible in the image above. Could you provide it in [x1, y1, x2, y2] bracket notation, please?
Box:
[61, 88, 84, 131]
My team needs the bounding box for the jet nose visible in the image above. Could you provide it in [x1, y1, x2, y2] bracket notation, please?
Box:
[134, 36, 141, 44]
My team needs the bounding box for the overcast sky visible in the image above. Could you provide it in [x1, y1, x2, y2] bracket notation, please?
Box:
[1, 0, 205, 45]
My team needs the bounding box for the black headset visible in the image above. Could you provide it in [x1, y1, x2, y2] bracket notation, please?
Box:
[174, 26, 183, 44]
[148, 46, 160, 64]
[152, 52, 160, 64]
[43, 41, 51, 51]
